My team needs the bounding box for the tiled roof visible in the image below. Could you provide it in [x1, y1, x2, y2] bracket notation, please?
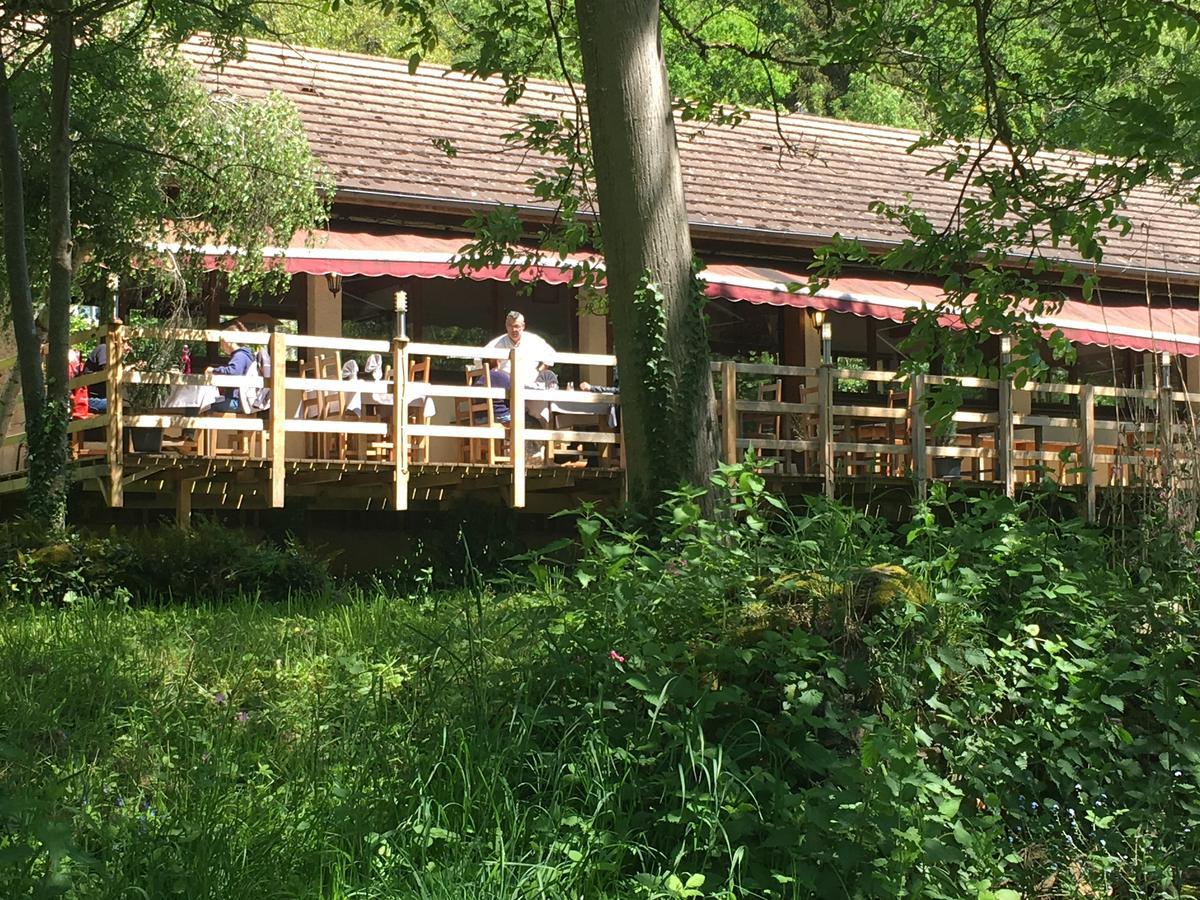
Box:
[181, 37, 1200, 278]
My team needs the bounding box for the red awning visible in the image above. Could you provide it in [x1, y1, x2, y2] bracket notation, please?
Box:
[188, 227, 1200, 357]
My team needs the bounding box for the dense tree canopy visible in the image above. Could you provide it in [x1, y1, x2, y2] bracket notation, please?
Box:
[0, 5, 329, 529]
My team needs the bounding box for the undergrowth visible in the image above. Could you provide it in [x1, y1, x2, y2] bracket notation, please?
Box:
[0, 463, 1197, 898]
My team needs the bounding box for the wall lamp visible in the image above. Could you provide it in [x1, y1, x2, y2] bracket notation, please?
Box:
[325, 273, 343, 296]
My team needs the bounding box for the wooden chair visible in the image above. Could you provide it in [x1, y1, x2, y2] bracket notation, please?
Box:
[408, 355, 432, 464]
[296, 358, 322, 459]
[740, 380, 783, 440]
[315, 352, 354, 460]
[458, 366, 509, 465]
[364, 355, 433, 464]
[206, 365, 269, 460]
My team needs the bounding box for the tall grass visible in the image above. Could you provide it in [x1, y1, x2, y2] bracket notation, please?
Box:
[1, 468, 1198, 897]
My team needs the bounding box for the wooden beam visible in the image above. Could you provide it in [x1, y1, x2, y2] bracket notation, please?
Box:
[1079, 383, 1096, 522]
[392, 336, 408, 510]
[268, 331, 287, 508]
[818, 365, 834, 499]
[176, 478, 195, 530]
[510, 345, 526, 508]
[106, 323, 125, 507]
[998, 342, 1015, 497]
[721, 360, 737, 464]
[911, 373, 927, 502]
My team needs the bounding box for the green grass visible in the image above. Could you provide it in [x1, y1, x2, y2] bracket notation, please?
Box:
[0, 590, 635, 899]
[2, 480, 1199, 898]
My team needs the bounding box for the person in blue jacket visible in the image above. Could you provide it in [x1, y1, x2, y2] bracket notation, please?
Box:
[204, 322, 254, 413]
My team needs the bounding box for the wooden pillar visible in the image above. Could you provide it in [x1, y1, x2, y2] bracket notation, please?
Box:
[268, 331, 287, 508]
[720, 360, 737, 463]
[176, 478, 194, 530]
[510, 345, 526, 508]
[998, 338, 1015, 498]
[1079, 383, 1096, 523]
[105, 322, 124, 507]
[391, 336, 408, 511]
[911, 373, 927, 502]
[781, 308, 805, 401]
[819, 364, 834, 499]
[305, 273, 343, 337]
[1160, 352, 1174, 490]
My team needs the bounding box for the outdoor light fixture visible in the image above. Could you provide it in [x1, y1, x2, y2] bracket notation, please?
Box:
[1161, 351, 1171, 365]
[820, 322, 832, 342]
[325, 273, 343, 296]
[820, 321, 833, 365]
[1000, 335, 1012, 356]
[812, 309, 826, 327]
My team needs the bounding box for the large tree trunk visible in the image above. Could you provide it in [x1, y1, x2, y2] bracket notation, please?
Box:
[0, 60, 48, 449]
[574, 0, 718, 514]
[33, 10, 76, 532]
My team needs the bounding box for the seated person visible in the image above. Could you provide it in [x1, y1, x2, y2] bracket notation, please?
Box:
[473, 366, 511, 424]
[83, 326, 132, 414]
[67, 348, 90, 419]
[204, 322, 255, 413]
[484, 311, 555, 387]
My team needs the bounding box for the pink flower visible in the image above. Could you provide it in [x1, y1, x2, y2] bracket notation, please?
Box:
[609, 650, 625, 664]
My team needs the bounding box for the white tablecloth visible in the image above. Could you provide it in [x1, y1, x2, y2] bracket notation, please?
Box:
[346, 385, 436, 419]
[163, 384, 222, 410]
[527, 395, 618, 429]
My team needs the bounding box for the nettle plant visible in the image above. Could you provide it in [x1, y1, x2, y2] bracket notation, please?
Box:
[517, 464, 1200, 898]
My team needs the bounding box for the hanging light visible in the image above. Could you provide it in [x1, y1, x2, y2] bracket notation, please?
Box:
[812, 309, 826, 327]
[325, 273, 343, 295]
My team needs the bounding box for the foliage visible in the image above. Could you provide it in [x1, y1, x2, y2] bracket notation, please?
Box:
[0, 520, 332, 606]
[0, 469, 1197, 897]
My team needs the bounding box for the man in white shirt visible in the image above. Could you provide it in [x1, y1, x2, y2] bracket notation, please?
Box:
[484, 311, 555, 386]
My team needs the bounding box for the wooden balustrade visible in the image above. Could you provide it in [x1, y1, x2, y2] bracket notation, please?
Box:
[0, 323, 1195, 518]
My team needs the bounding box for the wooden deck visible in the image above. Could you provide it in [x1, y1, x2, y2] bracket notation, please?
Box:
[0, 324, 1195, 525]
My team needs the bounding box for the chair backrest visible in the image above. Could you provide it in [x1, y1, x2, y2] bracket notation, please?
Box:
[463, 365, 494, 426]
[316, 352, 345, 418]
[757, 380, 783, 403]
[409, 356, 431, 383]
[244, 346, 272, 413]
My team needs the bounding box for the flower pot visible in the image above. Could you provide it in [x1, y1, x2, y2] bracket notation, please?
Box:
[933, 457, 962, 480]
[128, 426, 163, 453]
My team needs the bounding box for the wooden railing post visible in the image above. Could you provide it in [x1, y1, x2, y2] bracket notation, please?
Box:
[106, 321, 124, 507]
[391, 336, 409, 511]
[818, 364, 834, 499]
[268, 331, 287, 508]
[998, 339, 1015, 497]
[1159, 352, 1174, 490]
[1079, 383, 1096, 523]
[720, 360, 737, 464]
[911, 373, 927, 502]
[510, 346, 526, 508]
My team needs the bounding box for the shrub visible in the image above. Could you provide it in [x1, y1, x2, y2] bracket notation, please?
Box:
[0, 520, 332, 605]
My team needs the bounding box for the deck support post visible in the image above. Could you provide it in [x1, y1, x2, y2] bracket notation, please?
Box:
[818, 365, 834, 499]
[998, 338, 1015, 498]
[391, 335, 409, 511]
[1159, 352, 1174, 493]
[510, 345, 525, 508]
[176, 477, 194, 530]
[268, 331, 287, 508]
[1079, 383, 1096, 523]
[720, 360, 737, 464]
[911, 373, 927, 503]
[105, 321, 124, 507]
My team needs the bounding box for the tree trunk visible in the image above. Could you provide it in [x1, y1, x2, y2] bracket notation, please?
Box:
[34, 10, 76, 532]
[574, 0, 718, 514]
[0, 60, 48, 435]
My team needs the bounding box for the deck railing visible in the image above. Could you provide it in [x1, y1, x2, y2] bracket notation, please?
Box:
[0, 322, 1195, 517]
[715, 356, 1199, 521]
[0, 323, 621, 510]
